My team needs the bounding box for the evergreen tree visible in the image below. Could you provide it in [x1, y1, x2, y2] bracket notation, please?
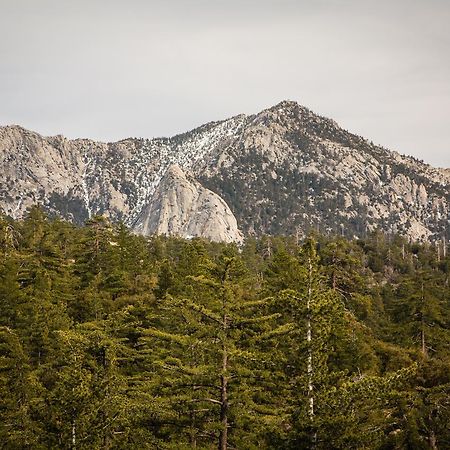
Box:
[0, 326, 43, 448]
[140, 249, 279, 449]
[0, 211, 448, 448]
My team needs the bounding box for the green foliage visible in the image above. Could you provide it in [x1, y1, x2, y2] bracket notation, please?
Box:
[0, 208, 449, 448]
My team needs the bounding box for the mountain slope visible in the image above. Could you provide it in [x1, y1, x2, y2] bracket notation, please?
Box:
[0, 101, 448, 241]
[197, 101, 449, 240]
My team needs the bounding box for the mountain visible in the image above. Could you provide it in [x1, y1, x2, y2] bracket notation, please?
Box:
[1, 101, 449, 242]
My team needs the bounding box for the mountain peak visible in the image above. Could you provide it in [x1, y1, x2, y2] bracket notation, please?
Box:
[264, 100, 307, 116]
[273, 99, 300, 109]
[1, 103, 448, 242]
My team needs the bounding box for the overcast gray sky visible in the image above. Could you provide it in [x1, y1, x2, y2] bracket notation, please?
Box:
[1, 0, 449, 167]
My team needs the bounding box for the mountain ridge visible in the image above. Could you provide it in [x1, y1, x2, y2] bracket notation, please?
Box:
[1, 101, 449, 242]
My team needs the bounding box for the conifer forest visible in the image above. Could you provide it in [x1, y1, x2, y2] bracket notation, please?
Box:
[1, 207, 449, 449]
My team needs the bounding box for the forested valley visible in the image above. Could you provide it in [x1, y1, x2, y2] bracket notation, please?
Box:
[1, 207, 449, 449]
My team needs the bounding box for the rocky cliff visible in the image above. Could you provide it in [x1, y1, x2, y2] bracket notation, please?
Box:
[133, 165, 243, 243]
[0, 101, 449, 242]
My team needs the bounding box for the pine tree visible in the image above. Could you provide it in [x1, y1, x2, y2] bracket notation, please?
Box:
[268, 238, 416, 448]
[387, 270, 449, 358]
[42, 319, 131, 448]
[139, 248, 280, 449]
[0, 211, 449, 447]
[0, 326, 43, 448]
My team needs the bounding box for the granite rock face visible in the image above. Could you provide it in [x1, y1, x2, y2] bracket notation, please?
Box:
[133, 165, 243, 243]
[1, 101, 449, 242]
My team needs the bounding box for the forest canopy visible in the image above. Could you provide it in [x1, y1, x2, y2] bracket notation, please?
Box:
[0, 207, 449, 449]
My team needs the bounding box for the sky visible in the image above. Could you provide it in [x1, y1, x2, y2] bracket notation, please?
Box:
[1, 0, 449, 167]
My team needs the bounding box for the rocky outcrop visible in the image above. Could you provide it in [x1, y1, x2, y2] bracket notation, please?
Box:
[0, 101, 449, 242]
[133, 165, 243, 243]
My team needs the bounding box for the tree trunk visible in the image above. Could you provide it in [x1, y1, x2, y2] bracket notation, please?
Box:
[190, 410, 197, 449]
[421, 282, 427, 358]
[219, 340, 228, 450]
[332, 270, 336, 291]
[72, 419, 76, 449]
[421, 327, 427, 358]
[219, 276, 229, 450]
[307, 256, 316, 447]
[429, 428, 437, 450]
